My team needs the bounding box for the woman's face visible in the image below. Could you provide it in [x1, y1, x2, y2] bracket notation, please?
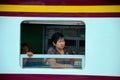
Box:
[22, 46, 29, 52]
[53, 38, 65, 50]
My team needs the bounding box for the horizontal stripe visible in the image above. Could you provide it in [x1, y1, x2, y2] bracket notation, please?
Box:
[0, 74, 120, 80]
[0, 0, 120, 5]
[0, 5, 120, 13]
[0, 12, 120, 17]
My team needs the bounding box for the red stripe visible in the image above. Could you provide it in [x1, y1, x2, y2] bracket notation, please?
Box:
[0, 74, 120, 80]
[0, 0, 120, 5]
[0, 12, 120, 17]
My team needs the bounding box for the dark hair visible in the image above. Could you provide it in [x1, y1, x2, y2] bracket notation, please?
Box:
[21, 43, 29, 47]
[51, 32, 64, 44]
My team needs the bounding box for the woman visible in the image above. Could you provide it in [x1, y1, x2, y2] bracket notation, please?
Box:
[21, 43, 34, 66]
[47, 32, 74, 68]
[21, 43, 33, 57]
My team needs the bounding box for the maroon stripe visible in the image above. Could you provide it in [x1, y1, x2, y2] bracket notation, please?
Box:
[0, 74, 120, 80]
[0, 12, 120, 17]
[0, 0, 120, 5]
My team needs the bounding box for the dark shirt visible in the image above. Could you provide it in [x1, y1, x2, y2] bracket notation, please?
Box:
[47, 47, 73, 55]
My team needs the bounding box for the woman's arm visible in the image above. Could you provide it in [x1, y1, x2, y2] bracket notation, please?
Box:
[47, 58, 73, 68]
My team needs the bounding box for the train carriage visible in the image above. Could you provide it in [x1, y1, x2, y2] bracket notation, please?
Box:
[0, 0, 120, 80]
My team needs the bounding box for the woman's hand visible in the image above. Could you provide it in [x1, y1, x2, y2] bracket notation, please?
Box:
[65, 64, 73, 68]
[26, 52, 33, 57]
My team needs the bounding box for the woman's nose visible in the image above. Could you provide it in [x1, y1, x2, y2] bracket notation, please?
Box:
[61, 42, 65, 45]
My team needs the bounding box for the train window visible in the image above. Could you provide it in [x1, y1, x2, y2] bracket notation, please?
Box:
[20, 20, 85, 69]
